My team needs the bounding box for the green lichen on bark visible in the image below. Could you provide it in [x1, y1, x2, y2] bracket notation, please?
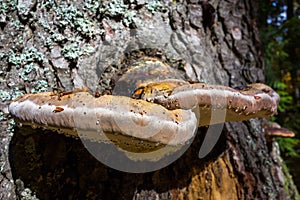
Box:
[282, 161, 300, 199]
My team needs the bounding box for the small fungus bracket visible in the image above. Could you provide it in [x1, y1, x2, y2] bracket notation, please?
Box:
[263, 119, 295, 139]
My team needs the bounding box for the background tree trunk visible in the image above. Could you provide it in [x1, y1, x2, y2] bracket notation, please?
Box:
[0, 0, 298, 199]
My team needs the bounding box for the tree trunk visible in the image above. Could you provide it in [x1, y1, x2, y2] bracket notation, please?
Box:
[0, 0, 298, 199]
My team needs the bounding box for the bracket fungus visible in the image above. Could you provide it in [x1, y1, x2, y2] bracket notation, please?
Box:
[8, 90, 198, 147]
[264, 128, 295, 138]
[8, 58, 280, 156]
[263, 120, 295, 138]
[134, 80, 280, 126]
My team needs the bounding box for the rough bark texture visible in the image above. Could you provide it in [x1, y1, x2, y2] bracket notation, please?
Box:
[0, 0, 299, 199]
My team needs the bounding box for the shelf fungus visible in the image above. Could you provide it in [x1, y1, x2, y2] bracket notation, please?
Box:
[9, 81, 280, 145]
[8, 89, 198, 148]
[8, 57, 281, 160]
[263, 120, 295, 138]
[135, 81, 280, 126]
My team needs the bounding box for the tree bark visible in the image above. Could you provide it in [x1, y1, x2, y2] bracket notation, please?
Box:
[0, 0, 298, 199]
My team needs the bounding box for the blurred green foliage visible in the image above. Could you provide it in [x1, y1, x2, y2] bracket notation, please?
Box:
[259, 1, 300, 158]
